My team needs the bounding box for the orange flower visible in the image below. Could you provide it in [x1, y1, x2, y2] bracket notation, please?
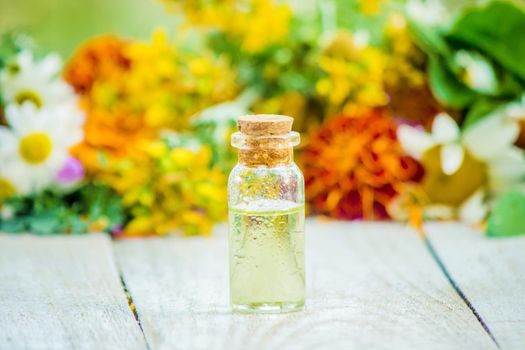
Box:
[300, 110, 423, 220]
[69, 107, 155, 178]
[64, 36, 150, 177]
[64, 35, 130, 94]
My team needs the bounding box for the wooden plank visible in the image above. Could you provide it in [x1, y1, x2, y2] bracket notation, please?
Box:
[425, 222, 525, 350]
[115, 221, 496, 350]
[0, 234, 147, 350]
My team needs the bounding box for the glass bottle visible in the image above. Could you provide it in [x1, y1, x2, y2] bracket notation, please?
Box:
[228, 114, 305, 313]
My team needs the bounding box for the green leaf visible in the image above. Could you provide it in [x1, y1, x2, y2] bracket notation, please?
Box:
[496, 69, 525, 97]
[0, 218, 25, 233]
[428, 56, 477, 108]
[447, 1, 525, 82]
[407, 18, 451, 57]
[0, 32, 26, 70]
[487, 191, 525, 238]
[28, 214, 63, 235]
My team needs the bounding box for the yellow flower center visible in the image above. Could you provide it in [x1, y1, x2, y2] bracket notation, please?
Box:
[15, 90, 43, 108]
[19, 132, 53, 164]
[0, 177, 16, 202]
[422, 145, 487, 206]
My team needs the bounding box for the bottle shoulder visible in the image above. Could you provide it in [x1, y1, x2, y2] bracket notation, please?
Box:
[228, 162, 304, 205]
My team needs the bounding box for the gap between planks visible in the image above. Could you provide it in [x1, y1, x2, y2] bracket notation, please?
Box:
[422, 234, 500, 348]
[0, 233, 148, 350]
[423, 222, 525, 350]
[118, 273, 153, 350]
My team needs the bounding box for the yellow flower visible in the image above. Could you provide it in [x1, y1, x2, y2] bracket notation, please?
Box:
[162, 0, 291, 53]
[107, 137, 227, 236]
[384, 14, 426, 88]
[316, 31, 389, 114]
[359, 0, 388, 15]
[0, 177, 16, 202]
[240, 0, 292, 53]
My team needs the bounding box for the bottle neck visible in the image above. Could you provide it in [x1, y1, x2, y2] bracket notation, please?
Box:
[238, 148, 294, 167]
[231, 130, 300, 168]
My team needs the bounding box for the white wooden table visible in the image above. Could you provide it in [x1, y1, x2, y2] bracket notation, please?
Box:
[1, 220, 524, 350]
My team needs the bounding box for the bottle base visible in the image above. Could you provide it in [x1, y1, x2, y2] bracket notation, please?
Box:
[232, 301, 304, 314]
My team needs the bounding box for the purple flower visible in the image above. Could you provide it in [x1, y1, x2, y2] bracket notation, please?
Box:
[56, 156, 85, 184]
[111, 224, 124, 236]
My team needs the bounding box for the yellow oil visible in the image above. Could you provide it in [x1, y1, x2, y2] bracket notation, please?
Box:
[229, 200, 305, 313]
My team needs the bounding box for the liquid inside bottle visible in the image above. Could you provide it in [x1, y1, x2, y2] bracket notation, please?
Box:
[229, 199, 305, 313]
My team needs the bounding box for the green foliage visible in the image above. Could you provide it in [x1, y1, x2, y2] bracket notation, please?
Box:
[409, 0, 525, 126]
[487, 191, 525, 237]
[407, 18, 450, 57]
[334, 0, 405, 45]
[0, 32, 26, 70]
[428, 56, 477, 108]
[0, 184, 126, 235]
[208, 24, 321, 100]
[447, 1, 525, 82]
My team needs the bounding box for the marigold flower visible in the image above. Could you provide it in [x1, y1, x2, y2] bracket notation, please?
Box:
[64, 35, 130, 93]
[301, 110, 423, 220]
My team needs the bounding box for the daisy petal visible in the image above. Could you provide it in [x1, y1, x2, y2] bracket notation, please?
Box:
[504, 99, 525, 120]
[6, 103, 39, 135]
[432, 113, 460, 143]
[487, 148, 525, 195]
[441, 143, 464, 175]
[17, 51, 33, 70]
[397, 125, 435, 159]
[463, 116, 520, 160]
[0, 127, 17, 158]
[39, 54, 62, 79]
[459, 189, 488, 225]
[423, 205, 455, 220]
[0, 159, 31, 195]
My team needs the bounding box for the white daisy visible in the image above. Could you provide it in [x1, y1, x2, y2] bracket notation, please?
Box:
[0, 51, 76, 109]
[0, 103, 84, 195]
[397, 112, 525, 223]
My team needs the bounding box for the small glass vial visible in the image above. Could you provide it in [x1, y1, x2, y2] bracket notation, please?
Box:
[228, 114, 305, 313]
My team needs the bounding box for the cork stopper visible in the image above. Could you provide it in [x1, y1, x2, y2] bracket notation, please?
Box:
[233, 114, 299, 167]
[238, 115, 293, 136]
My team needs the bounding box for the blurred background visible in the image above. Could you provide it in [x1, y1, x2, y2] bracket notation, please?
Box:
[1, 0, 525, 238]
[0, 0, 177, 57]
